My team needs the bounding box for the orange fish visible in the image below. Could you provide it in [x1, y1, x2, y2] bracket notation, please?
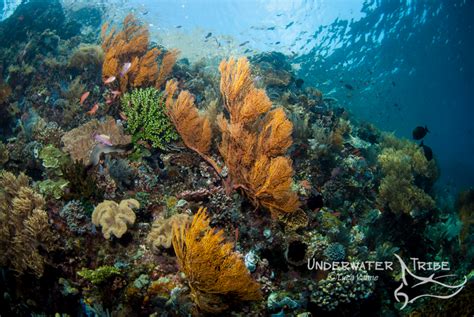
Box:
[104, 76, 116, 84]
[86, 103, 99, 115]
[79, 91, 90, 105]
[119, 111, 128, 120]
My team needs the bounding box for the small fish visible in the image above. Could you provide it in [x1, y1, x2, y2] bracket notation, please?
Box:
[285, 21, 294, 29]
[176, 25, 182, 28]
[104, 76, 116, 84]
[412, 125, 429, 140]
[120, 62, 132, 77]
[239, 41, 249, 47]
[267, 26, 276, 30]
[79, 91, 90, 105]
[205, 32, 212, 39]
[344, 84, 354, 90]
[94, 134, 112, 146]
[420, 141, 433, 161]
[119, 111, 128, 121]
[295, 78, 304, 88]
[274, 41, 280, 45]
[87, 103, 99, 115]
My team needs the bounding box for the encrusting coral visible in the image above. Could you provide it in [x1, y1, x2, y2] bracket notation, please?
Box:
[92, 198, 140, 239]
[101, 14, 178, 92]
[165, 57, 303, 223]
[0, 171, 58, 277]
[147, 213, 192, 250]
[121, 87, 178, 149]
[172, 207, 262, 313]
[61, 116, 131, 165]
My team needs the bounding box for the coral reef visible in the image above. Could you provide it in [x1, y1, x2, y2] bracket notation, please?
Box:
[172, 207, 262, 313]
[0, 171, 57, 277]
[92, 199, 140, 239]
[101, 14, 178, 92]
[121, 87, 178, 149]
[78, 265, 121, 285]
[59, 200, 92, 235]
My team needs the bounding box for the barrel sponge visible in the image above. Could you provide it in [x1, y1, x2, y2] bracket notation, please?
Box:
[92, 199, 139, 239]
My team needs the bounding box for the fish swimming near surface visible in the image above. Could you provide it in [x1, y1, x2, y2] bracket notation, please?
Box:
[420, 141, 433, 161]
[86, 103, 99, 115]
[412, 125, 429, 140]
[205, 32, 212, 39]
[104, 76, 116, 84]
[344, 84, 354, 90]
[239, 41, 249, 47]
[120, 62, 132, 77]
[94, 134, 113, 146]
[79, 91, 90, 105]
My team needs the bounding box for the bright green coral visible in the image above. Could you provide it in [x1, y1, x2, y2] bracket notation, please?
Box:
[121, 87, 178, 149]
[77, 265, 121, 285]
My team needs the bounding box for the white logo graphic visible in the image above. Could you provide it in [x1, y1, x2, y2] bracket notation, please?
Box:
[393, 254, 467, 310]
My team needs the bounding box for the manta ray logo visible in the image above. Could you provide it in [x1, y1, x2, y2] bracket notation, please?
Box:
[393, 254, 467, 310]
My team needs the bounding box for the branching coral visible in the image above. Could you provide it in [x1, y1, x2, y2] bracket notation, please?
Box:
[0, 171, 58, 277]
[92, 199, 139, 239]
[165, 57, 302, 222]
[172, 207, 262, 313]
[101, 14, 178, 92]
[121, 87, 178, 149]
[61, 116, 131, 165]
[147, 213, 192, 250]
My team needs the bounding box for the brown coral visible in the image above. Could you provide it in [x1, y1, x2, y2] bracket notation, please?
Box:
[61, 116, 131, 164]
[172, 207, 261, 313]
[92, 199, 139, 239]
[165, 57, 302, 221]
[101, 14, 178, 92]
[0, 172, 58, 277]
[147, 213, 192, 250]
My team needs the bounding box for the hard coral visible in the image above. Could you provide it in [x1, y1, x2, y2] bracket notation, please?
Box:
[101, 14, 178, 92]
[92, 198, 139, 239]
[0, 171, 58, 277]
[121, 87, 178, 149]
[172, 207, 262, 313]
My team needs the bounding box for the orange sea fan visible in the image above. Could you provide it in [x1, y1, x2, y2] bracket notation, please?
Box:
[101, 14, 178, 92]
[172, 207, 262, 313]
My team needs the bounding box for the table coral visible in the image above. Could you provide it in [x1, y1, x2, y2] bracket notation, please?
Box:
[92, 198, 140, 239]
